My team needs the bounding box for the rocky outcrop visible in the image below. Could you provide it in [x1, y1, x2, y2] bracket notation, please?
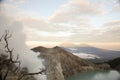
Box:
[32, 46, 65, 80]
[95, 63, 111, 70]
[40, 49, 65, 80]
[32, 46, 111, 80]
[107, 57, 120, 71]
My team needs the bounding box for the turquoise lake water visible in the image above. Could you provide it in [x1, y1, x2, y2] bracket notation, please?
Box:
[67, 70, 120, 80]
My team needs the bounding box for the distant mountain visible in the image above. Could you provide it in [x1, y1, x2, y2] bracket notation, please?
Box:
[32, 46, 110, 80]
[62, 45, 120, 62]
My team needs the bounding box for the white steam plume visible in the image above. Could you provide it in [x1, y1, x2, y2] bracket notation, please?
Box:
[0, 3, 46, 80]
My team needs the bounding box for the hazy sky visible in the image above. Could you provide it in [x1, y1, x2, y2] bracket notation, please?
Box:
[1, 0, 120, 50]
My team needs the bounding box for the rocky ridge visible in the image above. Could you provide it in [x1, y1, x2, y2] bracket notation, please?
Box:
[32, 46, 111, 80]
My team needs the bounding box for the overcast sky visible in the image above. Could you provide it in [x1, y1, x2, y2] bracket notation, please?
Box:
[1, 0, 120, 50]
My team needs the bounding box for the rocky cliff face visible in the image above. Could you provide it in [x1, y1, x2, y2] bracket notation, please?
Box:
[32, 46, 111, 80]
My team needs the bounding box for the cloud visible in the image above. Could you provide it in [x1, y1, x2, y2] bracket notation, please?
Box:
[49, 0, 104, 24]
[23, 19, 64, 32]
[63, 20, 120, 42]
[20, 17, 100, 42]
[24, 29, 73, 42]
[22, 17, 86, 32]
[18, 17, 74, 42]
[7, 0, 27, 4]
[105, 20, 120, 26]
[2, 0, 120, 44]
[0, 0, 28, 17]
[115, 6, 120, 12]
[1, 0, 106, 43]
[101, 20, 120, 41]
[0, 0, 3, 3]
[114, 0, 120, 12]
[21, 18, 53, 31]
[20, 17, 120, 43]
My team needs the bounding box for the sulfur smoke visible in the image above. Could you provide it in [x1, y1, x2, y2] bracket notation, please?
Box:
[0, 2, 46, 80]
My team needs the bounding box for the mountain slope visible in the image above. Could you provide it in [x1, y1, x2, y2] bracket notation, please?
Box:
[107, 57, 120, 71]
[32, 46, 110, 80]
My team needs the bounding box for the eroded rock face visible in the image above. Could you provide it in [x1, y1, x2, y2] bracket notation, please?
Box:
[42, 53, 65, 80]
[32, 46, 105, 80]
[34, 46, 65, 80]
